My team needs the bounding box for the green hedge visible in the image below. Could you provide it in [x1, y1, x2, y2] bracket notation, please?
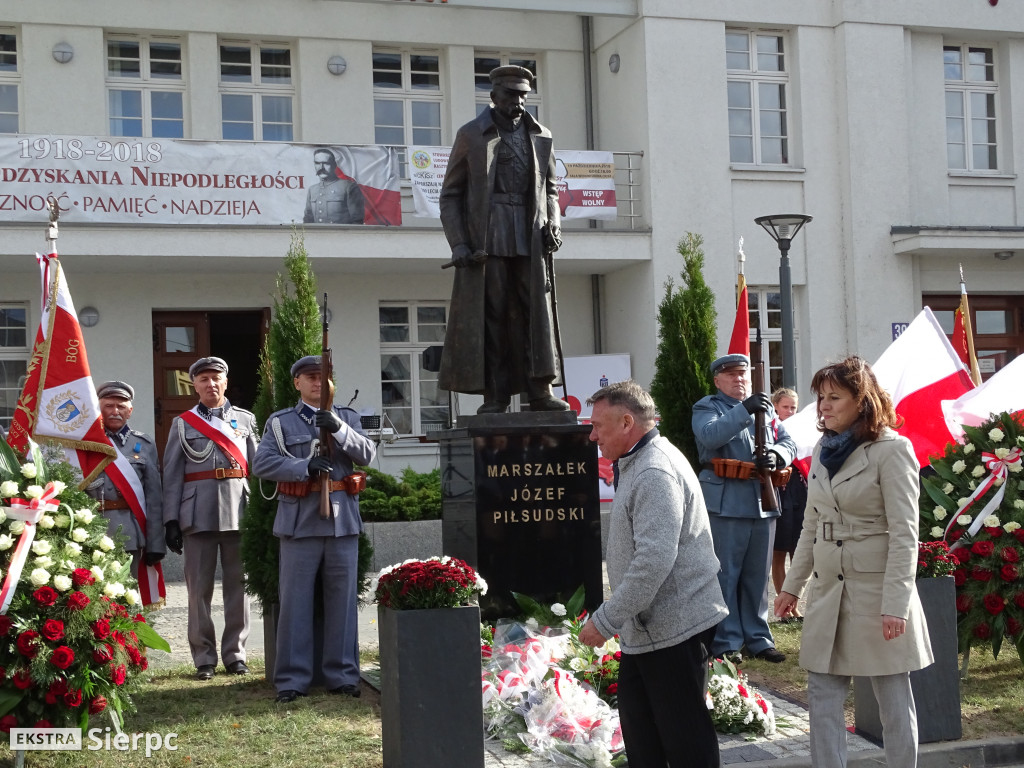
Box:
[358, 466, 441, 522]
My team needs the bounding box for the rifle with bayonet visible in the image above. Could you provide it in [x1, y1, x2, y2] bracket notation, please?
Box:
[319, 292, 333, 520]
[751, 328, 781, 514]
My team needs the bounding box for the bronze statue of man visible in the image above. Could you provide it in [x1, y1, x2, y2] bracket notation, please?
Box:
[438, 65, 570, 415]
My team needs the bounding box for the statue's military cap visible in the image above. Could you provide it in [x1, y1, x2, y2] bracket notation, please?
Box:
[489, 65, 534, 92]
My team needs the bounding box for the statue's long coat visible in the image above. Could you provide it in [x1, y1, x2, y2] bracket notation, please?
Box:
[438, 109, 562, 395]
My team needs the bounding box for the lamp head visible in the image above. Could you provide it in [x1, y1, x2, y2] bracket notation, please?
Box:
[754, 214, 813, 248]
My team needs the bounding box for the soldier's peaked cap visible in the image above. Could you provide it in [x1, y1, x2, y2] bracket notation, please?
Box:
[188, 356, 228, 379]
[490, 65, 534, 92]
[96, 380, 134, 401]
[710, 354, 751, 376]
[291, 355, 326, 378]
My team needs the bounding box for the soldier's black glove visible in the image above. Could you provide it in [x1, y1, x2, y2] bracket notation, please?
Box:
[314, 409, 343, 433]
[307, 455, 332, 476]
[451, 245, 487, 268]
[755, 452, 781, 471]
[742, 393, 772, 414]
[144, 551, 165, 566]
[164, 521, 183, 555]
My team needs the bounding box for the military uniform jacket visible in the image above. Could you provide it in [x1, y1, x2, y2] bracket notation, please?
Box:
[162, 402, 258, 534]
[303, 178, 364, 224]
[252, 402, 376, 539]
[85, 426, 165, 554]
[692, 392, 796, 519]
[781, 430, 934, 676]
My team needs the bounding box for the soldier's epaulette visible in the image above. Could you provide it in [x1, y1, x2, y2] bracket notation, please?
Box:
[129, 429, 154, 444]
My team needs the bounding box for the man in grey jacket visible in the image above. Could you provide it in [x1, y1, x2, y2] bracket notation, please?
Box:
[579, 380, 728, 768]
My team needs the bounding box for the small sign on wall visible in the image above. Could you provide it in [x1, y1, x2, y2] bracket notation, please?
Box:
[892, 322, 910, 341]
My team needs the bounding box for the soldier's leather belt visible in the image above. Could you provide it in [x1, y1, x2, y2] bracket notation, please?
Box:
[185, 468, 246, 482]
[491, 193, 525, 205]
[704, 459, 792, 487]
[278, 472, 367, 498]
[99, 499, 130, 511]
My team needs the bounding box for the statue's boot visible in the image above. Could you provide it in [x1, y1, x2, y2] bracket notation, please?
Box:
[527, 381, 570, 412]
[477, 398, 511, 414]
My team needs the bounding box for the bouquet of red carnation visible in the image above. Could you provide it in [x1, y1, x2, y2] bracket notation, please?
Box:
[917, 540, 957, 579]
[372, 556, 487, 610]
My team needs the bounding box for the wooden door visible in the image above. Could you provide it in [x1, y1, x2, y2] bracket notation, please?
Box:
[152, 312, 211, 456]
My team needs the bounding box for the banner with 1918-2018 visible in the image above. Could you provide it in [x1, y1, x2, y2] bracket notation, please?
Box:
[0, 134, 402, 226]
[407, 147, 617, 220]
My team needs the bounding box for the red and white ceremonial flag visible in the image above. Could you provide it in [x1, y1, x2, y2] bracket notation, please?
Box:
[951, 268, 982, 386]
[785, 307, 976, 476]
[6, 248, 165, 606]
[332, 145, 402, 226]
[728, 238, 750, 357]
[943, 353, 1024, 440]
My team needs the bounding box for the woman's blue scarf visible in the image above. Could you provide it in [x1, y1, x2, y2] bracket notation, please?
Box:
[819, 429, 861, 478]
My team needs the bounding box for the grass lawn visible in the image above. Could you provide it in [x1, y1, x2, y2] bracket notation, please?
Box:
[3, 656, 385, 768]
[745, 620, 1024, 740]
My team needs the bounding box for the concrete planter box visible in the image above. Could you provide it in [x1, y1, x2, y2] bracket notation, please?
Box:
[363, 519, 443, 572]
[854, 575, 962, 743]
[379, 604, 484, 768]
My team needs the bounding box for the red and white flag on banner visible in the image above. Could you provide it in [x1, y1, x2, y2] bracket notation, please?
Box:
[332, 146, 402, 226]
[951, 271, 982, 385]
[943, 353, 1024, 440]
[6, 249, 165, 606]
[785, 307, 976, 476]
[728, 275, 750, 357]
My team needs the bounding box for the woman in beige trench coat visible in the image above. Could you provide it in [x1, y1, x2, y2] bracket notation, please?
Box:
[775, 357, 933, 768]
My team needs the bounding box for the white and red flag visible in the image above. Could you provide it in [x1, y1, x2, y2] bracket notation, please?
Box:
[942, 353, 1024, 440]
[951, 268, 982, 385]
[785, 307, 976, 476]
[727, 238, 750, 357]
[332, 145, 402, 226]
[6, 248, 165, 606]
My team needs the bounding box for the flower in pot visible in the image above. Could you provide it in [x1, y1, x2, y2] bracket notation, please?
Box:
[372, 556, 487, 610]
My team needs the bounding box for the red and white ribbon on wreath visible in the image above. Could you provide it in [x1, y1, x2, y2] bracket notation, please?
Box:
[944, 446, 1022, 543]
[0, 481, 62, 614]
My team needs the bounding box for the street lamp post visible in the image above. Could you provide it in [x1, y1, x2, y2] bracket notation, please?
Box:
[754, 214, 812, 390]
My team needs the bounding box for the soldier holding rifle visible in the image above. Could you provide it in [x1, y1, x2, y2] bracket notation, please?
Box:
[693, 353, 796, 665]
[252, 349, 375, 704]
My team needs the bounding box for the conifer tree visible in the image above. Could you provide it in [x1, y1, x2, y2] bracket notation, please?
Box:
[650, 232, 718, 465]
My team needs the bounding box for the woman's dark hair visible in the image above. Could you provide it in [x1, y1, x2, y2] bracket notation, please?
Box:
[810, 356, 901, 441]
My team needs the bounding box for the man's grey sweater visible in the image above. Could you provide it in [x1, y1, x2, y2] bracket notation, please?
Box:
[591, 433, 728, 654]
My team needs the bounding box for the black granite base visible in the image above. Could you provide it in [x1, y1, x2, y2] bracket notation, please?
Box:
[440, 413, 602, 621]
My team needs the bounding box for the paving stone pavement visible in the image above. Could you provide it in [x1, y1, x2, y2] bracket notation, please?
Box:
[146, 581, 880, 766]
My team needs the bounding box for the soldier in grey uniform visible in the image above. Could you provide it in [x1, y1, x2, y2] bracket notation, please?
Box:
[252, 355, 376, 704]
[162, 356, 258, 680]
[303, 148, 365, 224]
[86, 380, 165, 578]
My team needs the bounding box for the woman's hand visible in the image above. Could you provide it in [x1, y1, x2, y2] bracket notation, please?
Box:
[882, 614, 907, 641]
[774, 591, 798, 619]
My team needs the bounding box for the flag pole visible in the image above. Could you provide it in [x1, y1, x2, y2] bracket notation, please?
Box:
[736, 236, 745, 304]
[959, 263, 982, 385]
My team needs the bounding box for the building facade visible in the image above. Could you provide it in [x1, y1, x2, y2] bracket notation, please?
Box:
[1, 0, 1022, 475]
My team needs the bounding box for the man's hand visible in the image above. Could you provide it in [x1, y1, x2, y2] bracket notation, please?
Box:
[144, 551, 165, 566]
[755, 452, 780, 471]
[165, 521, 183, 555]
[742, 392, 771, 414]
[314, 409, 343, 433]
[577, 619, 607, 648]
[307, 455, 332, 476]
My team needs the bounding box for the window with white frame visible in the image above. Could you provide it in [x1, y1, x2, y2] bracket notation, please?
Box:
[0, 303, 29, 429]
[106, 36, 185, 138]
[219, 41, 293, 141]
[474, 52, 540, 120]
[373, 48, 443, 175]
[379, 303, 448, 435]
[0, 30, 18, 134]
[944, 44, 998, 172]
[747, 288, 788, 393]
[726, 30, 789, 165]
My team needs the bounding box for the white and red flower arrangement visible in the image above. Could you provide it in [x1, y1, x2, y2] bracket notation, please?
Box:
[371, 556, 488, 610]
[919, 411, 1024, 664]
[706, 656, 776, 737]
[0, 441, 168, 733]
